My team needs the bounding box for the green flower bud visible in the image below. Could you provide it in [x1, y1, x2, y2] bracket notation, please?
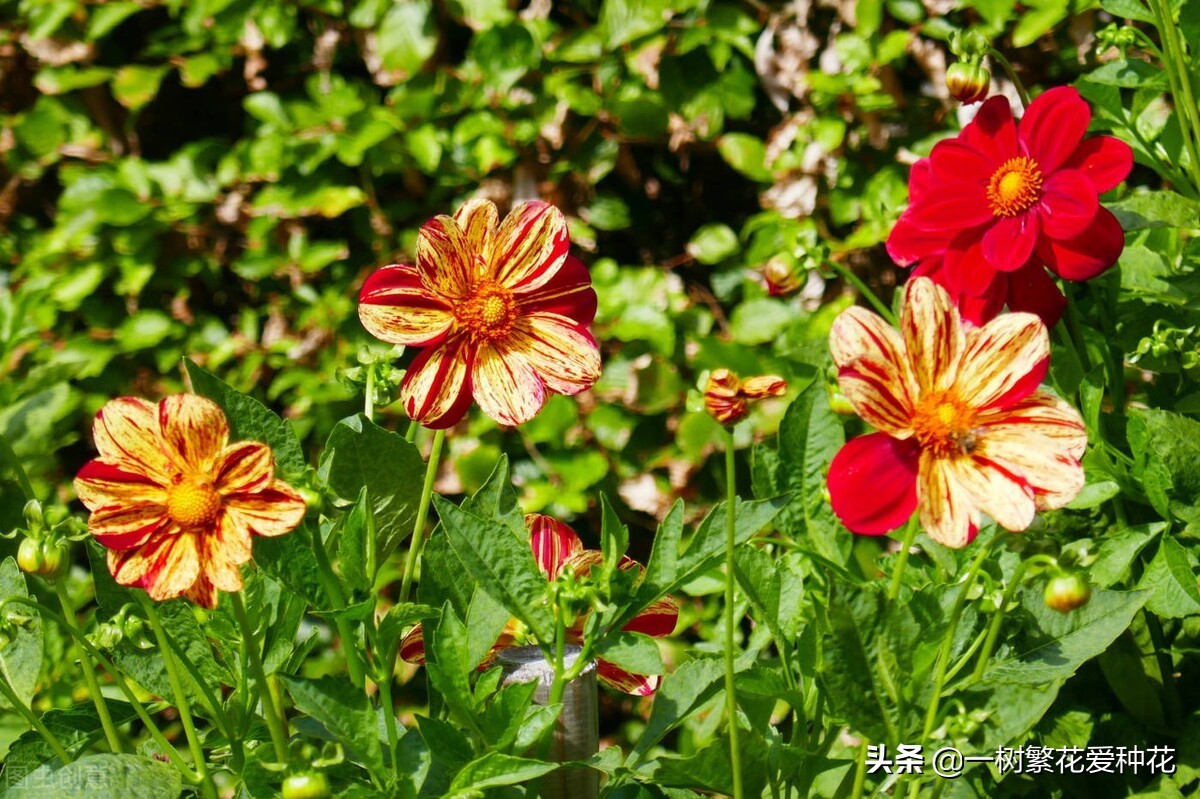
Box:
[1043, 572, 1091, 613]
[946, 62, 991, 104]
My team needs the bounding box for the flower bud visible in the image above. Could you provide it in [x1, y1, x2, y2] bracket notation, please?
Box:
[763, 257, 803, 297]
[703, 369, 748, 425]
[741, 375, 788, 400]
[1043, 572, 1091, 613]
[946, 62, 991, 104]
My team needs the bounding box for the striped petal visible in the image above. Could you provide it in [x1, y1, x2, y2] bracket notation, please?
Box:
[470, 342, 546, 427]
[507, 313, 601, 397]
[75, 459, 166, 511]
[158, 395, 229, 474]
[454, 199, 499, 265]
[491, 201, 570, 292]
[400, 336, 474, 429]
[109, 530, 201, 602]
[198, 512, 251, 592]
[917, 453, 977, 549]
[955, 313, 1049, 411]
[183, 574, 219, 609]
[92, 397, 171, 482]
[87, 503, 169, 551]
[224, 482, 307, 538]
[214, 442, 274, 495]
[597, 660, 658, 696]
[399, 624, 426, 664]
[624, 597, 678, 638]
[516, 256, 597, 324]
[528, 514, 584, 578]
[417, 214, 478, 299]
[828, 433, 921, 535]
[943, 453, 1037, 533]
[902, 278, 964, 395]
[358, 263, 455, 347]
[831, 307, 918, 437]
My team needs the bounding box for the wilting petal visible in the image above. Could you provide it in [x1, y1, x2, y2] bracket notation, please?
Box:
[75, 459, 166, 511]
[400, 336, 474, 429]
[87, 503, 169, 550]
[917, 453, 976, 549]
[982, 214, 1039, 272]
[597, 659, 658, 696]
[944, 454, 1036, 532]
[1038, 170, 1098, 240]
[417, 214, 478, 299]
[92, 397, 170, 481]
[454, 198, 499, 265]
[224, 483, 306, 537]
[902, 278, 965, 395]
[158, 395, 230, 474]
[828, 433, 920, 535]
[471, 342, 547, 426]
[1060, 135, 1133, 194]
[831, 308, 918, 436]
[517, 256, 597, 323]
[955, 313, 1048, 411]
[624, 597, 679, 638]
[214, 442, 273, 495]
[1036, 205, 1125, 281]
[358, 263, 455, 347]
[399, 624, 426, 664]
[1020, 87, 1091, 174]
[508, 313, 601, 397]
[1005, 263, 1066, 328]
[528, 514, 583, 578]
[491, 201, 570, 292]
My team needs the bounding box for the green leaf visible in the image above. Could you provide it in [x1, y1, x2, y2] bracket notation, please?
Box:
[426, 603, 478, 723]
[0, 753, 181, 798]
[251, 184, 365, 218]
[686, 223, 739, 265]
[600, 0, 673, 48]
[820, 588, 900, 745]
[433, 495, 556, 644]
[1089, 523, 1163, 588]
[280, 675, 385, 778]
[594, 632, 665, 676]
[630, 657, 725, 761]
[318, 414, 425, 568]
[447, 752, 557, 794]
[1083, 58, 1166, 89]
[729, 298, 794, 345]
[1108, 191, 1200, 231]
[986, 589, 1148, 684]
[111, 65, 169, 110]
[460, 455, 526, 536]
[1012, 1, 1067, 47]
[0, 559, 42, 712]
[184, 359, 306, 478]
[644, 728, 770, 798]
[1, 702, 141, 781]
[734, 546, 803, 644]
[717, 133, 771, 181]
[1100, 0, 1155, 23]
[1136, 536, 1200, 618]
[378, 0, 438, 77]
[1128, 408, 1200, 522]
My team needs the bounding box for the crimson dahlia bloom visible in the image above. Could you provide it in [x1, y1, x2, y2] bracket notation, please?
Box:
[358, 200, 601, 429]
[888, 88, 1132, 326]
[826, 278, 1087, 548]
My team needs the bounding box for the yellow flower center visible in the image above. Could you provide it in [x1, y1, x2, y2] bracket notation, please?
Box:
[166, 477, 221, 528]
[986, 156, 1043, 217]
[456, 281, 517, 341]
[913, 391, 980, 458]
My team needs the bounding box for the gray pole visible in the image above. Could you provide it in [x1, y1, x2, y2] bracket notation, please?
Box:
[496, 645, 600, 799]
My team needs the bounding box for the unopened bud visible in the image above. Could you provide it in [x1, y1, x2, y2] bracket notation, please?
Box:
[703, 369, 788, 426]
[763, 257, 803, 297]
[946, 62, 990, 104]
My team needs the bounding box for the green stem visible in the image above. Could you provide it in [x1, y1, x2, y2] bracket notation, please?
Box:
[309, 525, 367, 687]
[547, 609, 568, 708]
[230, 592, 290, 766]
[0, 430, 34, 500]
[824, 259, 896, 325]
[1149, 0, 1200, 192]
[138, 596, 217, 799]
[404, 420, 419, 443]
[398, 428, 446, 604]
[723, 428, 745, 799]
[377, 653, 400, 772]
[0, 670, 73, 763]
[888, 516, 919, 601]
[54, 581, 122, 754]
[986, 48, 1030, 107]
[850, 739, 869, 799]
[365, 367, 376, 422]
[970, 555, 1054, 683]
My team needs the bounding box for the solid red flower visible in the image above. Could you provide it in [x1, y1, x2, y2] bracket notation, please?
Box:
[825, 278, 1087, 548]
[358, 199, 601, 429]
[887, 87, 1132, 325]
[74, 395, 307, 608]
[399, 514, 678, 695]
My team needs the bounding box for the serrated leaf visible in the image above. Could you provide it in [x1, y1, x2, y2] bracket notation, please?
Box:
[1108, 191, 1200, 231]
[0, 754, 181, 799]
[629, 657, 725, 761]
[447, 752, 557, 793]
[594, 632, 665, 676]
[0, 560, 41, 712]
[280, 675, 385, 778]
[1136, 536, 1200, 618]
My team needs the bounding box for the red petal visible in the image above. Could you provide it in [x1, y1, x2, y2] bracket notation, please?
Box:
[400, 337, 474, 429]
[158, 395, 230, 473]
[827, 433, 920, 535]
[623, 597, 679, 638]
[1038, 170, 1098, 240]
[399, 625, 426, 664]
[944, 230, 999, 296]
[887, 212, 955, 266]
[1005, 264, 1066, 328]
[1059, 135, 1133, 194]
[982, 214, 1039, 272]
[961, 96, 1020, 163]
[492, 201, 570, 292]
[1036, 206, 1125, 281]
[516, 256, 597, 323]
[1019, 87, 1090, 174]
[358, 263, 455, 347]
[527, 514, 583, 578]
[596, 659, 658, 696]
[417, 214, 480, 300]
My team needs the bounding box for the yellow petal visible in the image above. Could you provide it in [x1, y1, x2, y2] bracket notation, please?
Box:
[830, 307, 917, 437]
[492, 201, 569, 292]
[75, 458, 167, 511]
[214, 442, 274, 494]
[358, 263, 455, 346]
[199, 513, 251, 592]
[917, 452, 977, 549]
[508, 313, 601, 397]
[955, 312, 1048, 410]
[400, 336, 473, 429]
[223, 482, 307, 537]
[183, 575, 219, 609]
[88, 503, 169, 551]
[416, 214, 478, 300]
[944, 455, 1037, 533]
[92, 397, 171, 482]
[158, 394, 230, 474]
[142, 532, 202, 602]
[454, 198, 499, 265]
[902, 277, 964, 395]
[470, 342, 546, 426]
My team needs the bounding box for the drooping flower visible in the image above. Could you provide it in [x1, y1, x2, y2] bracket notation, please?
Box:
[400, 514, 679, 695]
[887, 87, 1132, 326]
[74, 395, 306, 608]
[358, 199, 601, 429]
[703, 369, 788, 426]
[825, 278, 1087, 548]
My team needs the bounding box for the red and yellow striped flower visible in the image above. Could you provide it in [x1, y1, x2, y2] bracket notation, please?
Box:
[400, 514, 678, 695]
[74, 395, 306, 608]
[826, 278, 1087, 548]
[358, 199, 601, 429]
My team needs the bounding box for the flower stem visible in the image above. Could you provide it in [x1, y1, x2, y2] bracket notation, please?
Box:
[138, 595, 218, 799]
[823, 259, 896, 326]
[364, 367, 376, 422]
[971, 554, 1056, 683]
[54, 581, 122, 754]
[1149, 0, 1200, 192]
[0, 669, 72, 763]
[723, 428, 745, 799]
[850, 739, 870, 799]
[398, 428, 446, 605]
[308, 525, 367, 687]
[230, 591, 291, 766]
[986, 48, 1030, 107]
[888, 516, 919, 601]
